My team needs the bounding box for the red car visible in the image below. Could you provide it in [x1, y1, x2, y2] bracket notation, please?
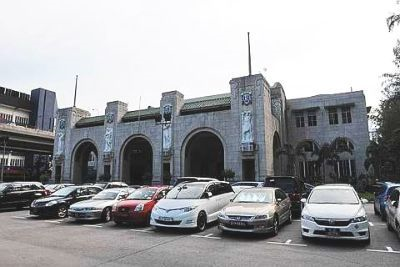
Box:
[112, 186, 170, 225]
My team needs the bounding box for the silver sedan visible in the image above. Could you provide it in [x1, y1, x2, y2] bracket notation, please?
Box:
[68, 188, 133, 222]
[218, 187, 292, 235]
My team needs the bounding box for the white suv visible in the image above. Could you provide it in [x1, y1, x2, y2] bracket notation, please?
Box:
[150, 181, 235, 231]
[385, 186, 400, 238]
[301, 184, 370, 244]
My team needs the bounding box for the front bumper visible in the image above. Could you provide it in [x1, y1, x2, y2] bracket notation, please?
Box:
[113, 211, 149, 224]
[218, 217, 274, 233]
[68, 210, 102, 220]
[150, 209, 199, 228]
[30, 206, 59, 217]
[301, 218, 370, 240]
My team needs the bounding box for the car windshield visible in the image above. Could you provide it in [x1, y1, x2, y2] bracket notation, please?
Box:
[308, 189, 359, 204]
[232, 182, 258, 187]
[45, 184, 59, 190]
[51, 187, 76, 197]
[233, 190, 273, 203]
[265, 178, 295, 193]
[127, 188, 157, 200]
[92, 191, 119, 200]
[166, 183, 206, 199]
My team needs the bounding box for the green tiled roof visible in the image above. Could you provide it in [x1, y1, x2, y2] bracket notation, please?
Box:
[121, 107, 160, 122]
[181, 93, 231, 114]
[75, 93, 232, 127]
[75, 115, 105, 128]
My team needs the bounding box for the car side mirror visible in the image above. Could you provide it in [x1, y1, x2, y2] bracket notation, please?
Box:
[392, 201, 399, 208]
[301, 198, 307, 204]
[276, 198, 282, 203]
[361, 198, 369, 204]
[230, 199, 233, 202]
[207, 192, 212, 198]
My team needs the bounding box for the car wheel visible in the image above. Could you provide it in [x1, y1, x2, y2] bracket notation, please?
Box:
[102, 207, 112, 222]
[272, 216, 279, 236]
[301, 234, 309, 240]
[57, 205, 67, 218]
[114, 220, 123, 226]
[287, 209, 292, 224]
[374, 205, 379, 215]
[196, 211, 207, 232]
[387, 219, 394, 231]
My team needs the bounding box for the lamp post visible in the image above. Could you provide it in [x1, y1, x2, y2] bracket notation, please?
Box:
[0, 136, 9, 183]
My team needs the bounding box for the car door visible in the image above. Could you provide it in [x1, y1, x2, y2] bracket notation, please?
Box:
[6, 184, 23, 207]
[204, 183, 220, 221]
[0, 184, 14, 207]
[218, 183, 235, 209]
[275, 189, 290, 224]
[387, 190, 399, 227]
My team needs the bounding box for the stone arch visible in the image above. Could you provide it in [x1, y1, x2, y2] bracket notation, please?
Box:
[120, 135, 154, 185]
[181, 128, 226, 179]
[71, 139, 99, 184]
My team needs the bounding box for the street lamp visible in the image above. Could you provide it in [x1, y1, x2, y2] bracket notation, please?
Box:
[0, 136, 9, 183]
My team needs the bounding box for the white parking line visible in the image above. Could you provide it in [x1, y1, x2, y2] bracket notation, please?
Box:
[293, 219, 301, 222]
[191, 234, 221, 240]
[285, 239, 292, 244]
[83, 224, 103, 228]
[267, 241, 307, 247]
[367, 246, 400, 254]
[368, 222, 374, 226]
[12, 216, 28, 220]
[131, 229, 153, 233]
[45, 220, 63, 224]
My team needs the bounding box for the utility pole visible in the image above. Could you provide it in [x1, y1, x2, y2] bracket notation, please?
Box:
[0, 136, 9, 183]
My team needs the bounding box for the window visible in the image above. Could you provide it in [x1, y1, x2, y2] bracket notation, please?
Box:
[341, 107, 352, 124]
[336, 160, 356, 178]
[295, 112, 305, 128]
[328, 108, 338, 125]
[307, 111, 317, 126]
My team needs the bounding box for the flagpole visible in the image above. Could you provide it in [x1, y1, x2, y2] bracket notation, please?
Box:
[73, 75, 78, 107]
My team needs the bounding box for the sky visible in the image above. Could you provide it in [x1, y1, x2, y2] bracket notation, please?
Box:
[0, 0, 399, 115]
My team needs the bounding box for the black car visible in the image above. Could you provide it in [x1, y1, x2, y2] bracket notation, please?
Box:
[0, 182, 47, 210]
[264, 176, 308, 215]
[30, 185, 102, 218]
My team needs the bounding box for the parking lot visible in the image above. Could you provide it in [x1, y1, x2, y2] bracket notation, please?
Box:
[0, 204, 398, 267]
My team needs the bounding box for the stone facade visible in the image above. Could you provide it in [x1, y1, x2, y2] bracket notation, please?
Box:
[51, 74, 370, 185]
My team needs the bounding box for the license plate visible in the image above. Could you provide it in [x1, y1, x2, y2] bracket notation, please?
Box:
[230, 221, 246, 226]
[326, 228, 340, 237]
[159, 217, 173, 221]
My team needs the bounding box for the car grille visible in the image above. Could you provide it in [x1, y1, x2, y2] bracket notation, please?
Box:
[224, 222, 254, 230]
[118, 207, 130, 212]
[314, 230, 354, 237]
[34, 202, 47, 207]
[155, 219, 181, 225]
[227, 215, 253, 221]
[314, 219, 351, 227]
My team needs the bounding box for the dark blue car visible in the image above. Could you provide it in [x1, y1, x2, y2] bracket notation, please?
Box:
[374, 182, 400, 221]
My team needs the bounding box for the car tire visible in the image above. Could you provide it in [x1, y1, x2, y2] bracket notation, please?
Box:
[114, 220, 123, 226]
[196, 211, 207, 232]
[301, 234, 309, 240]
[287, 209, 292, 224]
[102, 207, 112, 222]
[387, 219, 394, 231]
[272, 216, 279, 236]
[374, 205, 379, 215]
[57, 205, 68, 218]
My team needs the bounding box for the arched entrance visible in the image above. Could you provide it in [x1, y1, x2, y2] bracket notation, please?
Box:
[184, 131, 224, 179]
[121, 137, 153, 185]
[72, 141, 98, 184]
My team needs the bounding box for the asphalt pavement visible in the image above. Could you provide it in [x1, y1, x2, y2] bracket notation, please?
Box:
[0, 204, 398, 267]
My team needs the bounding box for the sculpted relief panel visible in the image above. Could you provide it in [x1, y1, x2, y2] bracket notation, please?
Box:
[241, 111, 253, 143]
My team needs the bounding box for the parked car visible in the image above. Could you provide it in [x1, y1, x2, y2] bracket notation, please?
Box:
[113, 186, 170, 225]
[264, 176, 307, 215]
[171, 177, 218, 187]
[93, 182, 128, 189]
[232, 185, 254, 194]
[218, 187, 291, 235]
[150, 181, 235, 231]
[231, 181, 264, 187]
[0, 182, 47, 210]
[44, 183, 74, 195]
[30, 185, 103, 218]
[373, 182, 400, 221]
[301, 184, 370, 244]
[68, 188, 133, 222]
[385, 186, 400, 239]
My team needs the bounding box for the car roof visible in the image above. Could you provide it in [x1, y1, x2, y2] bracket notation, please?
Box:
[177, 177, 218, 180]
[313, 184, 354, 190]
[240, 187, 277, 192]
[102, 188, 130, 193]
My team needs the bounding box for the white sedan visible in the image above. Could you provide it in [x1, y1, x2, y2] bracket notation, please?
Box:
[150, 181, 235, 231]
[301, 184, 370, 244]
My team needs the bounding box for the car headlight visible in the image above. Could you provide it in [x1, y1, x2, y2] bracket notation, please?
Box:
[254, 214, 269, 220]
[31, 200, 37, 207]
[351, 216, 367, 223]
[134, 203, 144, 212]
[112, 203, 118, 211]
[301, 214, 314, 221]
[182, 206, 197, 212]
[45, 200, 58, 207]
[218, 210, 227, 219]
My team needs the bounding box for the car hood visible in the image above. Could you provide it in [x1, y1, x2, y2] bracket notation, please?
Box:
[36, 196, 66, 203]
[156, 199, 204, 210]
[303, 203, 364, 219]
[117, 199, 152, 208]
[70, 199, 116, 209]
[223, 202, 275, 216]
